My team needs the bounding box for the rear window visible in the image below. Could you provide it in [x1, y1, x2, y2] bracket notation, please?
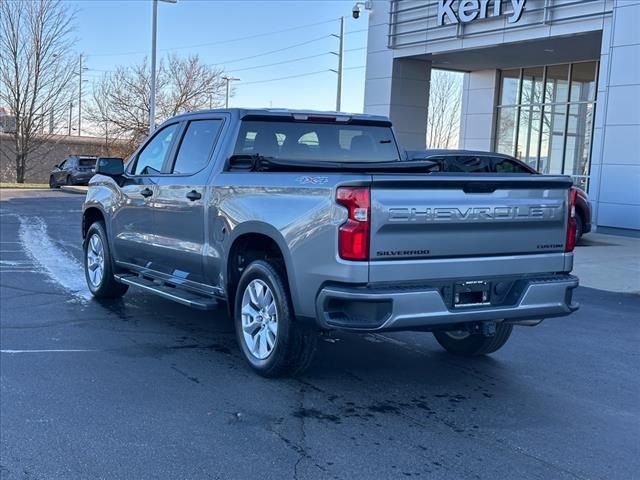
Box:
[78, 158, 96, 167]
[440, 156, 492, 173]
[493, 157, 534, 174]
[233, 120, 400, 163]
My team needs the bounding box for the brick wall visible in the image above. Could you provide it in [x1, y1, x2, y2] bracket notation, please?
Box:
[0, 133, 131, 183]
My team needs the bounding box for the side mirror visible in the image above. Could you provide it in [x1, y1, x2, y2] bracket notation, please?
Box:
[95, 157, 124, 176]
[53, 164, 59, 169]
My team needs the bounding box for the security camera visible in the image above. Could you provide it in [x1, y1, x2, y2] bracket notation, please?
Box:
[352, 1, 371, 19]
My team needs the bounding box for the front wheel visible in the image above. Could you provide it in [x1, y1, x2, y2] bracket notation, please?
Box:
[234, 260, 317, 377]
[83, 222, 128, 298]
[433, 323, 513, 357]
[49, 176, 58, 189]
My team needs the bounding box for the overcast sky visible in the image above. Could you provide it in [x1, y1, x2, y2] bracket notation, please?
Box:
[70, 0, 369, 113]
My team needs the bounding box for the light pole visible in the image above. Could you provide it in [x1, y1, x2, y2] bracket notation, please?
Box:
[150, 0, 177, 134]
[222, 76, 240, 108]
[78, 54, 87, 136]
[330, 17, 345, 112]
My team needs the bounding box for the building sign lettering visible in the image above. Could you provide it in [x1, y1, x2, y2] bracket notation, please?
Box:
[437, 0, 526, 26]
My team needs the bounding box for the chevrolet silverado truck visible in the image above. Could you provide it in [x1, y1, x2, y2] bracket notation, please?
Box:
[82, 109, 579, 377]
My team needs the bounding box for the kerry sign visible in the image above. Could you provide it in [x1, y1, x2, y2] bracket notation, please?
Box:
[437, 0, 527, 26]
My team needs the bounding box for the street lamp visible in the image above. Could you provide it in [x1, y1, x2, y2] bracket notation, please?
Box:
[222, 76, 240, 108]
[150, 0, 177, 134]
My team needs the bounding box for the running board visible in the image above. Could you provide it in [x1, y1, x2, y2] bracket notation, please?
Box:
[115, 274, 218, 310]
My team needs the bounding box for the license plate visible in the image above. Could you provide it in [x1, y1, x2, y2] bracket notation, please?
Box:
[454, 281, 490, 308]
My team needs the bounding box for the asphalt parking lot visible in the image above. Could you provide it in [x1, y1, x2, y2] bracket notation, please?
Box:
[1, 189, 639, 480]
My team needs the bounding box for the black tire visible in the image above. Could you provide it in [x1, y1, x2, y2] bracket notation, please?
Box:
[83, 222, 128, 298]
[49, 176, 58, 189]
[433, 323, 513, 357]
[575, 214, 584, 243]
[234, 260, 317, 377]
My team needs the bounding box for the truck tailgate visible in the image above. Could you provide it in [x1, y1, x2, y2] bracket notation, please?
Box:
[369, 174, 573, 282]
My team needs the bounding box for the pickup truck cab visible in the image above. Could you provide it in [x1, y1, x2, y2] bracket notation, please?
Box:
[83, 109, 579, 377]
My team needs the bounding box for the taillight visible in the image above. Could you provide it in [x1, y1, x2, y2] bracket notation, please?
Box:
[566, 188, 578, 252]
[336, 186, 370, 261]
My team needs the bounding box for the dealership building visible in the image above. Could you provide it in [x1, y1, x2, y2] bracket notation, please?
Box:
[363, 0, 640, 233]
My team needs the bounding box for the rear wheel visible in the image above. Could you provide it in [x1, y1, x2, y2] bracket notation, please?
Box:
[575, 214, 584, 242]
[83, 222, 128, 298]
[234, 260, 317, 377]
[433, 323, 512, 357]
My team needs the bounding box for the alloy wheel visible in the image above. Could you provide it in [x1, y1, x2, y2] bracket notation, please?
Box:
[241, 279, 278, 360]
[86, 233, 105, 288]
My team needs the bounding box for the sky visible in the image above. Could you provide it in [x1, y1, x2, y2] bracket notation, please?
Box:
[70, 0, 369, 114]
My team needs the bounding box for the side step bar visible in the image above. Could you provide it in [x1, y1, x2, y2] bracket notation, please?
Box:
[115, 274, 218, 310]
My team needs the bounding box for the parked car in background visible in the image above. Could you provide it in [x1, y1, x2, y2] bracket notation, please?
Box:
[406, 150, 592, 240]
[49, 155, 97, 188]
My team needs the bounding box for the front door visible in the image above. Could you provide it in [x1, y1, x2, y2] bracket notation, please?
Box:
[151, 117, 225, 287]
[110, 122, 180, 270]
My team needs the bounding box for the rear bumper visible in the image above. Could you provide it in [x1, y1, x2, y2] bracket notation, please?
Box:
[315, 275, 579, 331]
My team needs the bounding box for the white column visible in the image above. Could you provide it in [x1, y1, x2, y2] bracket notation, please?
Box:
[459, 70, 499, 151]
[591, 0, 640, 232]
[363, 1, 431, 149]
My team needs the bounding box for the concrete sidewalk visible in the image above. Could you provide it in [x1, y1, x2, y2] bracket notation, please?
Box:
[573, 233, 640, 294]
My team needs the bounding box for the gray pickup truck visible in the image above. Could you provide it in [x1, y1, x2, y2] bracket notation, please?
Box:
[83, 109, 579, 377]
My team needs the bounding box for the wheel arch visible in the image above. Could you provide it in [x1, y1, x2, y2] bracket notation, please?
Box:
[82, 206, 106, 239]
[225, 222, 298, 317]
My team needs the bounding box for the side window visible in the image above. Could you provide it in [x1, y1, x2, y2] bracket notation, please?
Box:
[132, 123, 179, 175]
[494, 157, 533, 174]
[59, 160, 67, 169]
[172, 119, 223, 174]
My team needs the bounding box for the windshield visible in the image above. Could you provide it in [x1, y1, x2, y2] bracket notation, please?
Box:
[233, 120, 401, 163]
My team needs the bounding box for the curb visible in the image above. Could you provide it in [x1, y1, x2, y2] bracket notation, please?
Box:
[60, 186, 89, 195]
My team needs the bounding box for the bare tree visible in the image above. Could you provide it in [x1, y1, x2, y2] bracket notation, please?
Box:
[86, 54, 227, 148]
[0, 0, 78, 183]
[427, 70, 463, 149]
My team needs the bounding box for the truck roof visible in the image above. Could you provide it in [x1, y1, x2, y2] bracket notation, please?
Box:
[171, 108, 390, 123]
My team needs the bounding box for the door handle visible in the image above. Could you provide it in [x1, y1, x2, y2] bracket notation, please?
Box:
[140, 187, 153, 198]
[186, 190, 202, 201]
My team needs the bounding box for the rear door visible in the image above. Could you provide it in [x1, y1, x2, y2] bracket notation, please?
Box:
[57, 159, 72, 184]
[369, 175, 572, 282]
[152, 116, 226, 286]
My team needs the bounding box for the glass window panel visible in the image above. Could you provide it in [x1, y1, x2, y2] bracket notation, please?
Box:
[570, 62, 597, 102]
[564, 103, 594, 177]
[494, 157, 533, 173]
[173, 119, 223, 174]
[539, 105, 566, 175]
[545, 64, 570, 104]
[499, 69, 520, 105]
[521, 67, 544, 105]
[496, 107, 518, 155]
[132, 123, 178, 175]
[515, 106, 542, 169]
[442, 156, 492, 173]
